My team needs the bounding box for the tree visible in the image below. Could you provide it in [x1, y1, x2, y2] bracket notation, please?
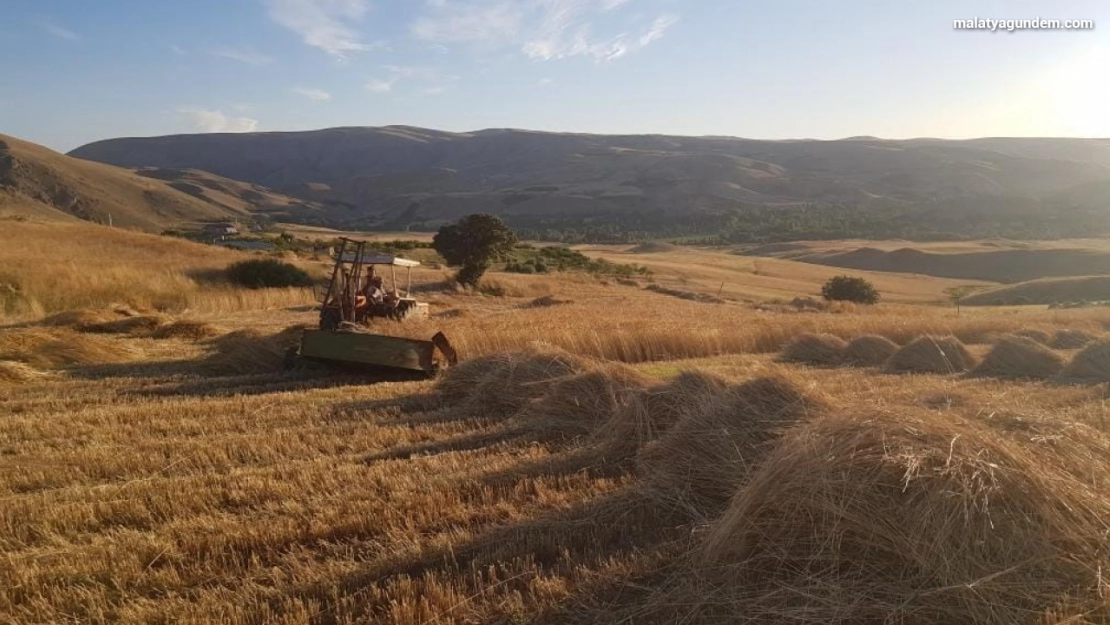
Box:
[821, 275, 880, 304]
[433, 214, 518, 286]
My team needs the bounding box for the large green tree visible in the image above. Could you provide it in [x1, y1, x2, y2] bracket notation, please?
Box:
[433, 213, 518, 286]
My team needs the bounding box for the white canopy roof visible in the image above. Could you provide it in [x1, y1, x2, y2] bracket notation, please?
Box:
[337, 252, 421, 267]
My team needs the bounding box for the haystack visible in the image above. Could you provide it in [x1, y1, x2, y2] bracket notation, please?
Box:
[0, 328, 140, 369]
[435, 344, 594, 419]
[842, 335, 899, 367]
[637, 375, 827, 516]
[513, 362, 653, 444]
[883, 335, 976, 374]
[1051, 329, 1096, 350]
[83, 315, 169, 335]
[151, 320, 223, 340]
[1014, 328, 1051, 345]
[969, 335, 1064, 380]
[1058, 339, 1110, 382]
[695, 410, 1110, 625]
[778, 333, 847, 366]
[200, 326, 305, 375]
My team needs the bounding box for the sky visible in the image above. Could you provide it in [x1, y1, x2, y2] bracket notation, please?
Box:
[1, 0, 1108, 152]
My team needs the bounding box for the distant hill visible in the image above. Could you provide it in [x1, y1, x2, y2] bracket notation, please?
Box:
[0, 134, 249, 231]
[69, 127, 1110, 239]
[132, 167, 326, 221]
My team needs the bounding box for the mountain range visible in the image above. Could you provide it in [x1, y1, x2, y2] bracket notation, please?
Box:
[6, 126, 1110, 239]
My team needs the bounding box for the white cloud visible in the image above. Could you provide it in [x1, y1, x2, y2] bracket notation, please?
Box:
[267, 0, 371, 59]
[366, 79, 395, 93]
[212, 47, 275, 66]
[412, 0, 676, 62]
[411, 1, 523, 45]
[42, 22, 79, 40]
[537, 77, 554, 86]
[293, 87, 332, 101]
[170, 45, 186, 55]
[178, 108, 260, 133]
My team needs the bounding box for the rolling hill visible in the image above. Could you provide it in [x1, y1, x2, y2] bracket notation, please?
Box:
[0, 134, 320, 232]
[69, 127, 1110, 237]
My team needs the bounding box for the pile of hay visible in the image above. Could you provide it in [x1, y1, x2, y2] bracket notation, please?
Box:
[970, 335, 1065, 380]
[1015, 328, 1051, 345]
[637, 375, 827, 517]
[512, 362, 653, 444]
[779, 333, 847, 366]
[884, 335, 976, 374]
[200, 326, 305, 375]
[1058, 340, 1110, 383]
[0, 328, 141, 369]
[83, 315, 169, 335]
[435, 344, 594, 419]
[0, 360, 48, 383]
[151, 320, 223, 340]
[594, 371, 732, 458]
[1051, 329, 1096, 350]
[692, 410, 1110, 625]
[842, 335, 899, 367]
[790, 296, 828, 311]
[38, 309, 121, 329]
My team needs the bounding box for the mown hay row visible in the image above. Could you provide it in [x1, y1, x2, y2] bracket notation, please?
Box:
[1058, 340, 1110, 383]
[969, 335, 1065, 380]
[779, 333, 847, 366]
[694, 410, 1110, 625]
[842, 334, 899, 367]
[637, 375, 828, 517]
[884, 335, 976, 374]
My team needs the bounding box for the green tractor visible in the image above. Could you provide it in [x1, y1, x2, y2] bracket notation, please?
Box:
[297, 238, 457, 376]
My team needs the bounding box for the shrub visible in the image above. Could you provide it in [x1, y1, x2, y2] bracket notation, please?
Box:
[821, 275, 880, 304]
[226, 259, 314, 289]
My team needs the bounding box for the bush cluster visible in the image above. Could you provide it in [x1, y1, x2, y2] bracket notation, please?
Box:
[226, 259, 314, 289]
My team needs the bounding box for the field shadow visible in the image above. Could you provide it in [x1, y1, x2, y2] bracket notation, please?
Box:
[122, 371, 371, 399]
[64, 358, 205, 380]
[256, 483, 691, 625]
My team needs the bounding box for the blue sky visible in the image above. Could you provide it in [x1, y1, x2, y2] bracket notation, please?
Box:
[1, 0, 1107, 151]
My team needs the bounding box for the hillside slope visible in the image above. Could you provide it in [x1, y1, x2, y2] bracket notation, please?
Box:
[69, 127, 1110, 236]
[132, 167, 326, 221]
[0, 134, 249, 231]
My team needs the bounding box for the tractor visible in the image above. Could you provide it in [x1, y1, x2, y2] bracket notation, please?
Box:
[296, 238, 457, 376]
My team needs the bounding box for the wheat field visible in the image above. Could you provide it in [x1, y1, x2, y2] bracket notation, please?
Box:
[5, 224, 1110, 624]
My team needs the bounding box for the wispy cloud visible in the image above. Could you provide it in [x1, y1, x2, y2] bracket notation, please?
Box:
[293, 87, 332, 101]
[42, 21, 79, 41]
[212, 47, 275, 66]
[178, 108, 260, 133]
[365, 79, 395, 93]
[170, 45, 186, 56]
[411, 0, 677, 62]
[367, 64, 461, 95]
[267, 0, 371, 59]
[537, 77, 554, 86]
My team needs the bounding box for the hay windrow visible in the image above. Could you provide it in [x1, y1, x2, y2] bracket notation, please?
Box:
[0, 327, 142, 369]
[842, 334, 899, 367]
[38, 309, 122, 329]
[1058, 340, 1110, 383]
[1051, 329, 1096, 350]
[200, 326, 306, 375]
[83, 315, 170, 335]
[0, 360, 48, 383]
[778, 333, 847, 366]
[513, 363, 653, 443]
[1015, 328, 1052, 345]
[151, 320, 223, 340]
[637, 375, 828, 517]
[884, 335, 976, 374]
[435, 344, 595, 419]
[970, 335, 1064, 380]
[693, 410, 1110, 625]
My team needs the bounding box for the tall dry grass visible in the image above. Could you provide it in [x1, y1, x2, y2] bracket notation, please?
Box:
[0, 220, 318, 320]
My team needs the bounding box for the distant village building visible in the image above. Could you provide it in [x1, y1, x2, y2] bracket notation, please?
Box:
[202, 222, 240, 238]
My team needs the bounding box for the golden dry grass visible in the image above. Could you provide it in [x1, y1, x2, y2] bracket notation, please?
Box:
[9, 227, 1110, 625]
